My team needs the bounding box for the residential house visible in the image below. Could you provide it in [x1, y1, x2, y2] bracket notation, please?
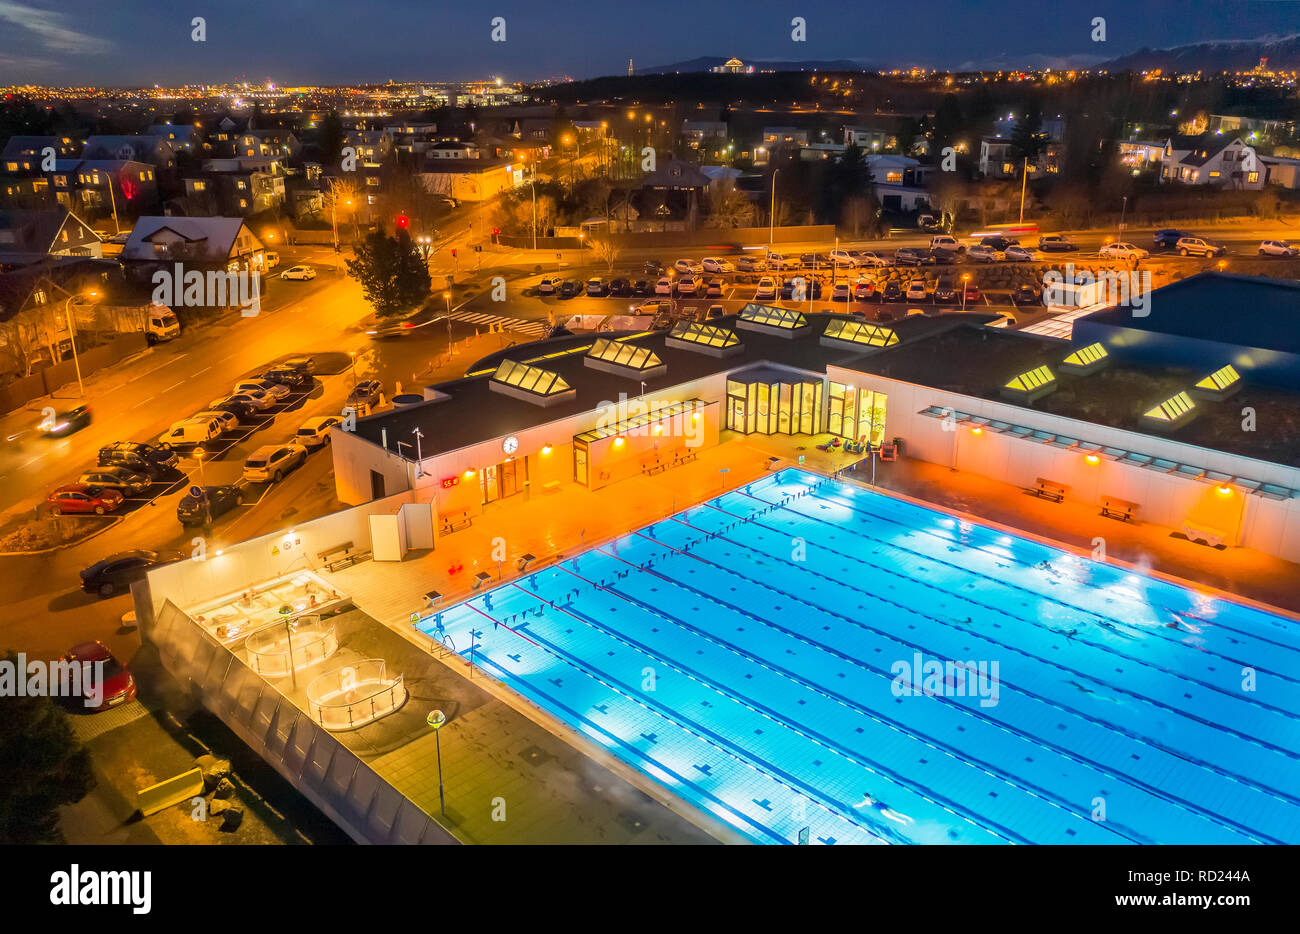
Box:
[81, 135, 176, 173]
[119, 216, 266, 282]
[426, 141, 481, 160]
[1, 136, 82, 174]
[418, 160, 523, 203]
[204, 116, 246, 157]
[1118, 139, 1165, 171]
[843, 126, 888, 151]
[1259, 154, 1300, 189]
[1159, 134, 1264, 189]
[866, 155, 933, 213]
[0, 176, 52, 209]
[0, 209, 103, 267]
[146, 123, 206, 154]
[73, 160, 161, 218]
[344, 130, 394, 164]
[237, 129, 301, 160]
[183, 158, 287, 216]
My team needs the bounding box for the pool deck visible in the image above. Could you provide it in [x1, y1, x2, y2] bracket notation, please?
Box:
[316, 432, 1299, 844]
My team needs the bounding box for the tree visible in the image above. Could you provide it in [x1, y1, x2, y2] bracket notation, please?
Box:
[842, 194, 879, 237]
[345, 225, 431, 318]
[587, 237, 620, 272]
[320, 110, 345, 169]
[708, 179, 753, 228]
[1010, 110, 1049, 166]
[0, 652, 94, 844]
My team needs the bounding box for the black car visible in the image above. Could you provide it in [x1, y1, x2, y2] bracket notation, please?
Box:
[1153, 228, 1191, 248]
[97, 441, 178, 479]
[262, 367, 314, 390]
[177, 485, 244, 527]
[631, 279, 651, 296]
[80, 550, 174, 597]
[979, 236, 1019, 252]
[281, 354, 317, 375]
[644, 260, 665, 276]
[559, 279, 581, 298]
[41, 405, 92, 438]
[894, 248, 933, 267]
[779, 278, 823, 300]
[208, 396, 257, 420]
[346, 379, 384, 408]
[933, 276, 958, 304]
[881, 280, 905, 302]
[607, 278, 631, 297]
[1011, 284, 1042, 306]
[78, 466, 152, 495]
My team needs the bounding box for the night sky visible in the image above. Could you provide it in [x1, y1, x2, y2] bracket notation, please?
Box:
[1, 0, 1297, 86]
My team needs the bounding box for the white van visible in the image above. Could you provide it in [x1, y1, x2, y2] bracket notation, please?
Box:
[147, 309, 180, 344]
[158, 416, 224, 446]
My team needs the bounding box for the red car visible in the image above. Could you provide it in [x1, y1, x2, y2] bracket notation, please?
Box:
[47, 483, 124, 516]
[61, 641, 137, 711]
[961, 282, 982, 304]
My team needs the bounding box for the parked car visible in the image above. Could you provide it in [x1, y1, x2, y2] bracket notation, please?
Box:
[654, 277, 673, 296]
[242, 443, 308, 483]
[631, 279, 651, 296]
[674, 258, 703, 274]
[905, 280, 930, 303]
[828, 249, 859, 268]
[263, 250, 280, 269]
[537, 275, 561, 295]
[800, 252, 831, 268]
[643, 260, 665, 277]
[47, 484, 123, 516]
[39, 404, 92, 438]
[928, 235, 964, 254]
[1176, 236, 1225, 257]
[705, 277, 725, 298]
[736, 255, 766, 272]
[894, 247, 933, 266]
[1259, 239, 1298, 257]
[905, 306, 928, 317]
[280, 264, 316, 281]
[158, 416, 225, 446]
[208, 394, 263, 418]
[755, 276, 778, 300]
[1099, 241, 1150, 262]
[233, 378, 290, 402]
[766, 252, 799, 270]
[97, 440, 178, 478]
[80, 550, 173, 597]
[1153, 228, 1192, 248]
[966, 244, 998, 264]
[60, 641, 136, 710]
[961, 280, 982, 303]
[346, 379, 384, 408]
[78, 467, 151, 496]
[607, 278, 631, 296]
[282, 354, 317, 375]
[1011, 284, 1042, 306]
[881, 280, 905, 302]
[932, 276, 958, 303]
[854, 250, 894, 267]
[296, 415, 342, 449]
[675, 275, 702, 296]
[831, 282, 852, 302]
[177, 484, 244, 526]
[702, 257, 735, 274]
[585, 277, 607, 296]
[854, 278, 876, 301]
[193, 409, 240, 433]
[917, 213, 941, 231]
[262, 367, 314, 390]
[706, 304, 725, 320]
[1004, 245, 1037, 262]
[1037, 234, 1079, 252]
[780, 277, 822, 300]
[985, 311, 1019, 328]
[559, 279, 581, 298]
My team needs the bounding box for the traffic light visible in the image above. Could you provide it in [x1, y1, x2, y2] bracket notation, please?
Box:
[396, 213, 409, 229]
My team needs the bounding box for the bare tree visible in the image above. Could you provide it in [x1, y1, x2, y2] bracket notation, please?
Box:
[708, 179, 753, 229]
[587, 236, 620, 273]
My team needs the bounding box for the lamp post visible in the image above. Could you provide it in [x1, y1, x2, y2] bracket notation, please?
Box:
[443, 291, 453, 348]
[426, 709, 446, 817]
[348, 350, 357, 388]
[961, 274, 970, 311]
[412, 427, 424, 478]
[60, 289, 98, 398]
[769, 168, 779, 246]
[1119, 195, 1129, 234]
[1018, 157, 1029, 225]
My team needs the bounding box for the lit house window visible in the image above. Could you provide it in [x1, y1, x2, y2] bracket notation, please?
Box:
[885, 171, 903, 183]
[1208, 171, 1221, 178]
[1248, 171, 1260, 183]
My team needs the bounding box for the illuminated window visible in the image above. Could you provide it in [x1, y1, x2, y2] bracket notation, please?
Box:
[1005, 365, 1055, 392]
[585, 338, 663, 373]
[491, 359, 571, 397]
[1143, 391, 1195, 422]
[737, 302, 808, 332]
[668, 321, 739, 348]
[1061, 342, 1107, 368]
[1195, 364, 1240, 392]
[822, 318, 899, 348]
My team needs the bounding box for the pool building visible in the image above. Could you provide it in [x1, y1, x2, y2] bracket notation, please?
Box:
[136, 275, 1300, 844]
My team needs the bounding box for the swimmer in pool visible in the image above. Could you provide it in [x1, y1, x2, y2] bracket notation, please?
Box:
[855, 793, 914, 826]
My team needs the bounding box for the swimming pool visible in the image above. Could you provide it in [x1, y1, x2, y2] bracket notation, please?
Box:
[417, 468, 1300, 845]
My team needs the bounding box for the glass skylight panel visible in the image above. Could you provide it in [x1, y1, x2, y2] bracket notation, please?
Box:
[1143, 391, 1195, 422]
[1005, 365, 1056, 392]
[1062, 342, 1108, 367]
[739, 302, 808, 329]
[491, 360, 569, 396]
[823, 319, 899, 347]
[1195, 364, 1241, 392]
[669, 322, 739, 348]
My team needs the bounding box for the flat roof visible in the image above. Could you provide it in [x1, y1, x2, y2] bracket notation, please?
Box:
[1083, 272, 1300, 356]
[847, 324, 1300, 466]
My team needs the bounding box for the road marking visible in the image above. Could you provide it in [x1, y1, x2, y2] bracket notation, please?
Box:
[191, 366, 211, 377]
[130, 395, 155, 410]
[162, 379, 186, 393]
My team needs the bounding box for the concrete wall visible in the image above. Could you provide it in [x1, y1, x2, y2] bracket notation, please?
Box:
[498, 225, 837, 251]
[830, 365, 1300, 563]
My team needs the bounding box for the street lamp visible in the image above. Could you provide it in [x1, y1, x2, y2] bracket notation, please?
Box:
[61, 288, 100, 398]
[443, 291, 453, 347]
[348, 350, 357, 388]
[769, 169, 779, 246]
[412, 427, 424, 477]
[961, 274, 970, 311]
[426, 709, 447, 817]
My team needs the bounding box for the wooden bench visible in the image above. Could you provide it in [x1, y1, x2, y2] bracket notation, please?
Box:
[319, 541, 360, 571]
[1028, 477, 1069, 503]
[440, 511, 472, 534]
[1100, 496, 1139, 522]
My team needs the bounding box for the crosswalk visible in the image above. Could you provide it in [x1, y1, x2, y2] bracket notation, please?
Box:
[446, 310, 548, 336]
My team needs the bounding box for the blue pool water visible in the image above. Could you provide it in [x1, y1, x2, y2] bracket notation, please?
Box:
[417, 468, 1300, 845]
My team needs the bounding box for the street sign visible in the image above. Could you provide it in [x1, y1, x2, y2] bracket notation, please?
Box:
[189, 486, 204, 498]
[427, 709, 447, 730]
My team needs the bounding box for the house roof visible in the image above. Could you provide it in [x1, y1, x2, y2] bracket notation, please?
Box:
[120, 216, 254, 262]
[0, 209, 100, 255]
[82, 135, 172, 163]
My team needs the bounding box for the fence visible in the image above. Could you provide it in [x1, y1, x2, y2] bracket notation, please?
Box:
[498, 224, 837, 250]
[0, 331, 148, 415]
